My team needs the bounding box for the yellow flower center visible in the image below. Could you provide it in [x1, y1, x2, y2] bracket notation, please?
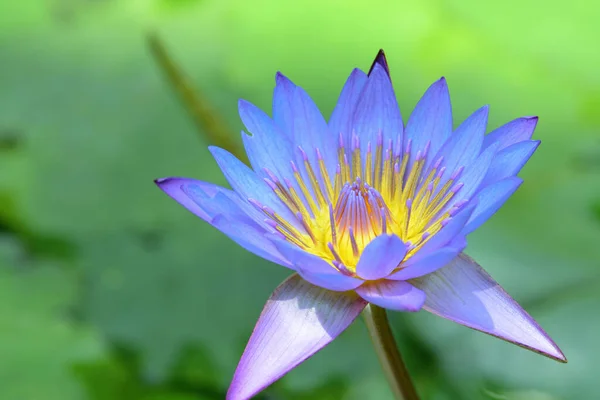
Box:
[254, 134, 465, 276]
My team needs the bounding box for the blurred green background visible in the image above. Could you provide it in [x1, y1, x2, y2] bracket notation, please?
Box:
[1, 0, 599, 399]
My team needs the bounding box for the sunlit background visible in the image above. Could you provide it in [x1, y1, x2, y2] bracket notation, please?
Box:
[1, 0, 599, 399]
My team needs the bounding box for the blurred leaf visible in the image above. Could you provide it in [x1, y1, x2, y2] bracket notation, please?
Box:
[147, 33, 246, 162]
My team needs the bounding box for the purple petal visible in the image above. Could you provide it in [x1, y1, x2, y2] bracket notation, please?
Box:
[432, 105, 488, 179]
[211, 215, 291, 267]
[411, 253, 566, 362]
[227, 274, 367, 400]
[328, 68, 368, 142]
[209, 146, 300, 228]
[355, 280, 426, 312]
[352, 63, 403, 160]
[414, 202, 476, 259]
[239, 100, 294, 175]
[483, 116, 538, 151]
[155, 177, 222, 221]
[463, 177, 523, 235]
[271, 72, 337, 175]
[404, 78, 452, 164]
[273, 240, 363, 291]
[388, 238, 466, 281]
[482, 140, 540, 186]
[355, 234, 407, 280]
[451, 142, 498, 204]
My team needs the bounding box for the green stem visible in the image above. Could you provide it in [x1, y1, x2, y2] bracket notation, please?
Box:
[362, 304, 420, 400]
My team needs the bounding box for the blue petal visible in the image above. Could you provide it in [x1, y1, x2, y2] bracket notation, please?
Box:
[463, 177, 523, 235]
[404, 78, 452, 164]
[411, 253, 566, 362]
[209, 146, 301, 228]
[239, 99, 294, 175]
[351, 64, 403, 162]
[355, 234, 407, 280]
[432, 105, 488, 179]
[273, 240, 364, 291]
[356, 280, 426, 312]
[413, 202, 476, 261]
[156, 177, 289, 267]
[272, 72, 296, 138]
[329, 68, 368, 140]
[482, 140, 539, 186]
[483, 116, 538, 151]
[227, 274, 366, 400]
[451, 142, 498, 204]
[155, 177, 223, 221]
[212, 215, 291, 268]
[271, 72, 337, 176]
[388, 238, 466, 281]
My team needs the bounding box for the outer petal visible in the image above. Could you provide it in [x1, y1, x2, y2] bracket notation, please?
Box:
[432, 105, 488, 179]
[411, 253, 566, 362]
[211, 215, 291, 267]
[227, 274, 367, 400]
[451, 142, 498, 205]
[156, 178, 290, 267]
[355, 280, 426, 312]
[209, 146, 301, 228]
[482, 140, 540, 186]
[273, 240, 364, 291]
[355, 234, 407, 280]
[155, 177, 221, 220]
[328, 68, 368, 139]
[483, 116, 538, 151]
[463, 177, 523, 235]
[404, 78, 452, 164]
[388, 238, 466, 281]
[352, 63, 403, 160]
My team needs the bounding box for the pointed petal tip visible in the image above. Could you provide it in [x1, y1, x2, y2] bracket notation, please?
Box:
[368, 49, 390, 77]
[227, 274, 367, 400]
[414, 254, 568, 364]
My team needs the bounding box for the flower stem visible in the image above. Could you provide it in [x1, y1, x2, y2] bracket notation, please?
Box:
[362, 304, 420, 400]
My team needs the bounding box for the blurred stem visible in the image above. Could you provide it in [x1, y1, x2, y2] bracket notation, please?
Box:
[362, 304, 420, 400]
[147, 32, 247, 162]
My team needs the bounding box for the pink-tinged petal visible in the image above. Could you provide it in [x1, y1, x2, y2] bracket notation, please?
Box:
[355, 234, 407, 280]
[155, 177, 221, 220]
[272, 239, 363, 291]
[483, 116, 538, 151]
[411, 253, 566, 362]
[388, 238, 466, 281]
[355, 280, 426, 312]
[227, 274, 367, 400]
[405, 78, 452, 164]
[463, 177, 523, 235]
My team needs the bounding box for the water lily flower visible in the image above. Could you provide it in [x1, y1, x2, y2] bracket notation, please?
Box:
[156, 51, 565, 400]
